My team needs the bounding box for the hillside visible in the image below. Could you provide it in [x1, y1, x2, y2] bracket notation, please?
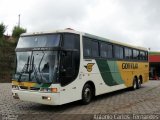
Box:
[0, 38, 16, 83]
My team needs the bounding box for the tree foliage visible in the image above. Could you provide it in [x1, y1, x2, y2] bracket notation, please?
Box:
[0, 23, 6, 38]
[12, 26, 26, 38]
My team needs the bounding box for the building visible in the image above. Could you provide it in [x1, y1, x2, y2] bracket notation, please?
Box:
[149, 51, 160, 80]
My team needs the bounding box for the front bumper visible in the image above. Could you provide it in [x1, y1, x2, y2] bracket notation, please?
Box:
[12, 90, 60, 105]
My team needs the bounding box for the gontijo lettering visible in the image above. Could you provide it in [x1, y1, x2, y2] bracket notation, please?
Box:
[122, 63, 138, 69]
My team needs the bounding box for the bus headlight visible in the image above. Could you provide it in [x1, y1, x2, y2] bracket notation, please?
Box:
[12, 85, 19, 90]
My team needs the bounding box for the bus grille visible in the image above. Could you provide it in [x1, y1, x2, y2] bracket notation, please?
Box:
[19, 86, 28, 90]
[30, 87, 40, 91]
[19, 86, 40, 91]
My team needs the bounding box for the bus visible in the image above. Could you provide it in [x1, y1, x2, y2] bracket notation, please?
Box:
[12, 29, 149, 105]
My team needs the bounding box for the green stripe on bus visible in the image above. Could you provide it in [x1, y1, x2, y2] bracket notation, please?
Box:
[96, 59, 117, 86]
[96, 59, 124, 86]
[41, 83, 52, 88]
[110, 61, 124, 84]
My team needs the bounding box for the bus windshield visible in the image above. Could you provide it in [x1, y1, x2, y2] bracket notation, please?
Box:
[14, 51, 58, 83]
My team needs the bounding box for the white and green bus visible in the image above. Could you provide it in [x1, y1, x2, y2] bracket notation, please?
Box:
[12, 29, 149, 105]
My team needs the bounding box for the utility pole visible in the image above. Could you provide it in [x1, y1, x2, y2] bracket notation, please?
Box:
[18, 14, 20, 27]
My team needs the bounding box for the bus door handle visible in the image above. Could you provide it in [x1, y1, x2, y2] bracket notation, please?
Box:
[72, 87, 76, 89]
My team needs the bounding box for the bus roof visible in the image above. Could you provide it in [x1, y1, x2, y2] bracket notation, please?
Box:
[21, 29, 148, 51]
[21, 29, 81, 36]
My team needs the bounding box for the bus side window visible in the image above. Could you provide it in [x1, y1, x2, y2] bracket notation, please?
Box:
[83, 37, 100, 58]
[100, 43, 107, 58]
[125, 48, 132, 60]
[114, 45, 124, 59]
[100, 43, 113, 58]
[92, 41, 99, 57]
[63, 33, 80, 50]
[83, 37, 92, 58]
[133, 49, 139, 60]
[107, 44, 113, 58]
[140, 51, 145, 60]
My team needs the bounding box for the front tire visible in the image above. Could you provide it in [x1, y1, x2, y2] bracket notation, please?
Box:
[81, 84, 93, 105]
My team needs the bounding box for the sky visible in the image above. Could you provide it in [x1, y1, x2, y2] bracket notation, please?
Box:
[0, 0, 160, 51]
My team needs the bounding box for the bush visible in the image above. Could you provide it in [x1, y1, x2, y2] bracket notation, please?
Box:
[12, 26, 26, 39]
[0, 23, 6, 38]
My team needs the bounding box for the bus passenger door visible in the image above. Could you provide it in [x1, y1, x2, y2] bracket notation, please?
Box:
[59, 51, 80, 104]
[59, 33, 80, 104]
[60, 51, 74, 85]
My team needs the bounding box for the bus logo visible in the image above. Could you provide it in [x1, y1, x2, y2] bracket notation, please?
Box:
[84, 63, 95, 72]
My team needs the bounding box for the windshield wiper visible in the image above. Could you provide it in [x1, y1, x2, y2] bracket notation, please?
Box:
[28, 54, 33, 82]
[37, 51, 45, 83]
[27, 51, 45, 84]
[18, 56, 30, 82]
[17, 52, 34, 82]
[29, 52, 42, 84]
[38, 51, 45, 72]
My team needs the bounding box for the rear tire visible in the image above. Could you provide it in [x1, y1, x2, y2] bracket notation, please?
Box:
[137, 79, 141, 89]
[132, 78, 138, 90]
[81, 84, 93, 105]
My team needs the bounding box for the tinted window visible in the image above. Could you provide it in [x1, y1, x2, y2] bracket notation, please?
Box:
[100, 43, 113, 58]
[140, 51, 145, 60]
[114, 45, 123, 59]
[92, 41, 99, 57]
[100, 43, 107, 58]
[83, 37, 92, 57]
[17, 34, 60, 48]
[133, 50, 139, 60]
[83, 37, 99, 58]
[63, 33, 80, 50]
[107, 44, 113, 58]
[124, 48, 132, 59]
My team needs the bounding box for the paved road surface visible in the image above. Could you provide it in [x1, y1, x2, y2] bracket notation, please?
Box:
[0, 80, 160, 119]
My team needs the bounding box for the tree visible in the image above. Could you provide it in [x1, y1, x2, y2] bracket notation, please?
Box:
[0, 23, 6, 38]
[12, 26, 26, 39]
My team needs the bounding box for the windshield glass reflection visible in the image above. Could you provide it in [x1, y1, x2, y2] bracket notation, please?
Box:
[14, 51, 58, 83]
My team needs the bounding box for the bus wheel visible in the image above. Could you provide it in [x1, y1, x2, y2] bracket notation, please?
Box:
[132, 78, 138, 90]
[137, 79, 141, 89]
[81, 84, 93, 105]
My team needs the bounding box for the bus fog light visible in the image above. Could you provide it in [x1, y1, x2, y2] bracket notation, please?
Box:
[42, 96, 51, 101]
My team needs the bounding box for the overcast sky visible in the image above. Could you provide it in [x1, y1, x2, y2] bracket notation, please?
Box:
[0, 0, 160, 51]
